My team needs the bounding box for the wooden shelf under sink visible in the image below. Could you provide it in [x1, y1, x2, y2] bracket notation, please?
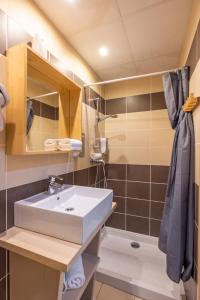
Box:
[0, 202, 117, 300]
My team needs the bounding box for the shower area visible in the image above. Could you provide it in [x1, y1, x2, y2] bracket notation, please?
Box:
[85, 73, 192, 300]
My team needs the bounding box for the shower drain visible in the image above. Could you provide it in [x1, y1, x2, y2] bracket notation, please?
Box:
[130, 241, 140, 249]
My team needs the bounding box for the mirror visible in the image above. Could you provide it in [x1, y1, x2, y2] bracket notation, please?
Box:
[26, 77, 59, 152]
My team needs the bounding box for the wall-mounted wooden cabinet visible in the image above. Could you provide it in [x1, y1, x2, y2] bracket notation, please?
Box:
[6, 43, 82, 155]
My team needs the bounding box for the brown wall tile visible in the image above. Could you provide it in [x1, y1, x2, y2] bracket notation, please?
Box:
[107, 180, 126, 197]
[100, 97, 106, 115]
[74, 168, 89, 186]
[89, 166, 98, 186]
[127, 165, 150, 182]
[106, 98, 126, 115]
[0, 190, 6, 233]
[127, 181, 150, 200]
[151, 183, 166, 202]
[0, 248, 6, 279]
[31, 99, 58, 120]
[113, 196, 125, 213]
[151, 201, 164, 220]
[126, 215, 149, 235]
[0, 277, 6, 300]
[88, 88, 99, 109]
[151, 165, 169, 183]
[106, 164, 126, 180]
[61, 172, 74, 185]
[150, 219, 161, 237]
[151, 92, 166, 110]
[106, 213, 125, 230]
[7, 180, 46, 229]
[127, 198, 149, 217]
[127, 94, 150, 113]
[41, 102, 58, 120]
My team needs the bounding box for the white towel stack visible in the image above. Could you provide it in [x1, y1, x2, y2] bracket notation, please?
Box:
[44, 139, 57, 151]
[63, 255, 85, 293]
[57, 138, 82, 151]
[44, 138, 82, 151]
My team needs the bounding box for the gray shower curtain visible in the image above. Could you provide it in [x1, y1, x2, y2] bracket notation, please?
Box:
[159, 66, 194, 283]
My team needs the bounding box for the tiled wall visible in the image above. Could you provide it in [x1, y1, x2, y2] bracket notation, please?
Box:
[104, 91, 174, 236]
[106, 164, 168, 236]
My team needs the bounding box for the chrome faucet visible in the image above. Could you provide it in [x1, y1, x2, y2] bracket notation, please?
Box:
[48, 175, 64, 194]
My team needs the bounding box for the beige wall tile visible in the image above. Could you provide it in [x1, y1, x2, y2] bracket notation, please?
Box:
[126, 147, 150, 165]
[150, 128, 174, 149]
[126, 111, 151, 131]
[193, 106, 200, 144]
[150, 109, 171, 129]
[6, 155, 49, 188]
[107, 146, 129, 164]
[105, 75, 163, 100]
[190, 58, 200, 97]
[106, 131, 126, 147]
[126, 129, 150, 148]
[150, 147, 172, 166]
[105, 114, 126, 132]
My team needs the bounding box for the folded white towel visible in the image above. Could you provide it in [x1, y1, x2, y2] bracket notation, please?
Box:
[63, 256, 85, 293]
[43, 138, 82, 151]
[58, 144, 82, 151]
[58, 138, 82, 146]
[44, 139, 57, 151]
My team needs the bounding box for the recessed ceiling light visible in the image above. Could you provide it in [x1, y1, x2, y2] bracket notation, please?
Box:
[66, 0, 76, 4]
[99, 46, 109, 57]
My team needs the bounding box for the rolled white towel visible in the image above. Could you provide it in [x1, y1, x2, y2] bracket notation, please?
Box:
[63, 256, 85, 293]
[57, 144, 71, 151]
[58, 144, 82, 151]
[58, 138, 82, 146]
[44, 139, 57, 151]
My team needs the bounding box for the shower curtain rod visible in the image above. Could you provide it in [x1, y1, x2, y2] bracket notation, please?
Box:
[28, 91, 58, 101]
[83, 67, 184, 87]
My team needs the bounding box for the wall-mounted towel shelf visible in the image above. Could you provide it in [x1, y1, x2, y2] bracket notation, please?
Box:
[6, 43, 82, 155]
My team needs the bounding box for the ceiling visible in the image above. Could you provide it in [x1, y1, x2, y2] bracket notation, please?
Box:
[33, 0, 192, 80]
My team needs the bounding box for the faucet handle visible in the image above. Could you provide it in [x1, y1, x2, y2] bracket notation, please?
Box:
[48, 175, 63, 183]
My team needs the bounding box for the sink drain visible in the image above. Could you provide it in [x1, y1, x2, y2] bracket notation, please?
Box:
[65, 207, 75, 212]
[130, 241, 140, 249]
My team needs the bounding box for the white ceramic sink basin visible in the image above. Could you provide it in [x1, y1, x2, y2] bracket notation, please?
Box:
[14, 185, 113, 244]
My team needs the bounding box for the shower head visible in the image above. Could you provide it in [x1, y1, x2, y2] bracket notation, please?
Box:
[97, 114, 118, 123]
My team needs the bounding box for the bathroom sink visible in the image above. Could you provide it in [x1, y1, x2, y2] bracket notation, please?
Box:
[14, 185, 113, 244]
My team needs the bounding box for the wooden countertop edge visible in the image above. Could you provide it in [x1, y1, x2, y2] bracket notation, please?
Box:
[0, 202, 117, 272]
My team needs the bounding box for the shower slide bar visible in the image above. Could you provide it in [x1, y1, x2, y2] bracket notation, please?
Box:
[83, 66, 186, 87]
